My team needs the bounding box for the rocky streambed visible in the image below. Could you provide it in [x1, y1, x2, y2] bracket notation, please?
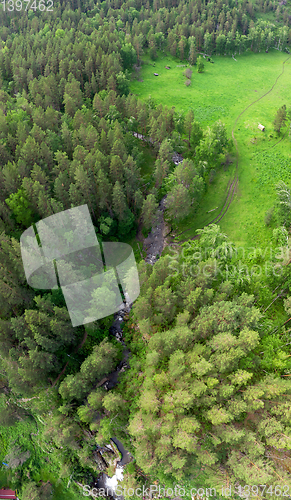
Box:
[90, 308, 133, 498]
[92, 147, 184, 497]
[143, 195, 171, 266]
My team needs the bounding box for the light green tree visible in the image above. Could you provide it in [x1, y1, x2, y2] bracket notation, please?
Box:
[197, 55, 205, 73]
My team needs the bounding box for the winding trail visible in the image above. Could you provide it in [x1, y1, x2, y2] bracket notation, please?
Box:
[175, 55, 291, 243]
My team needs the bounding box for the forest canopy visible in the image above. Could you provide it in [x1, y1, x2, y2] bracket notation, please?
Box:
[0, 0, 291, 498]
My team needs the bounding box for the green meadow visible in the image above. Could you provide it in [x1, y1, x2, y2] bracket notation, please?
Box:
[130, 50, 291, 251]
[0, 406, 84, 500]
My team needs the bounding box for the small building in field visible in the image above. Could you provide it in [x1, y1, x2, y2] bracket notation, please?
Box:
[154, 73, 159, 76]
[0, 489, 18, 499]
[258, 123, 265, 131]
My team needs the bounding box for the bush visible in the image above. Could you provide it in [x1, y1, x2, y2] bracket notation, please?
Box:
[197, 55, 205, 73]
[117, 207, 136, 238]
[272, 226, 288, 246]
[5, 188, 34, 226]
[184, 80, 191, 86]
[183, 68, 193, 79]
[98, 215, 117, 236]
[142, 226, 150, 238]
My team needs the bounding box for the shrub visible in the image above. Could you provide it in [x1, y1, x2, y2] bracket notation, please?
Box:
[272, 226, 288, 246]
[183, 68, 193, 79]
[142, 226, 150, 238]
[197, 55, 205, 72]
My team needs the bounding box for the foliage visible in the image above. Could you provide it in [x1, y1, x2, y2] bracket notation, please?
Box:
[5, 188, 34, 227]
[197, 56, 205, 73]
[0, 0, 291, 493]
[141, 194, 159, 231]
[129, 226, 291, 487]
[273, 104, 287, 134]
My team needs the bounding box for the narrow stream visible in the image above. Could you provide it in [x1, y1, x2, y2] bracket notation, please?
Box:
[95, 145, 184, 497]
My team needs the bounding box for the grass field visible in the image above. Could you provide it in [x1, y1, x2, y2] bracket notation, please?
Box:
[130, 50, 291, 252]
[0, 408, 84, 500]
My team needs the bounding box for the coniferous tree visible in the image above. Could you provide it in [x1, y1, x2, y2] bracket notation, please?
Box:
[141, 194, 159, 230]
[165, 183, 192, 222]
[273, 104, 287, 135]
[112, 180, 127, 221]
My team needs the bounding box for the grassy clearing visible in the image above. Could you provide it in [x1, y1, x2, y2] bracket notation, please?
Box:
[130, 50, 291, 251]
[172, 162, 236, 240]
[0, 411, 84, 500]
